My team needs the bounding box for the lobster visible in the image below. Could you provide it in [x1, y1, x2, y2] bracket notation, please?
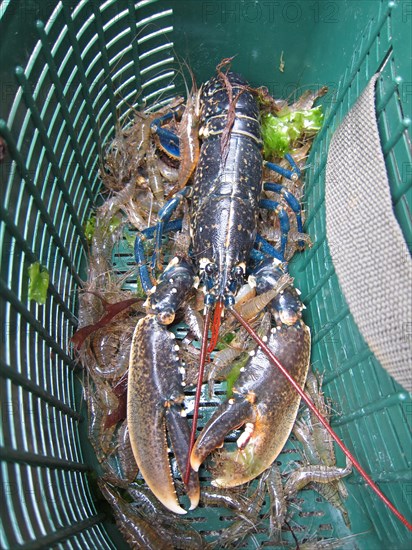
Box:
[127, 66, 412, 531]
[127, 67, 310, 511]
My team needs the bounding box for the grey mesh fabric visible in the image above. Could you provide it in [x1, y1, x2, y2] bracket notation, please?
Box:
[325, 74, 412, 392]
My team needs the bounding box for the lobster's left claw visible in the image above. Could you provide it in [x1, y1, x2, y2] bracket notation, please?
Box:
[127, 315, 200, 514]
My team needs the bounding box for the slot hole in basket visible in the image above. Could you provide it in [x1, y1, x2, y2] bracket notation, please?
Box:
[299, 510, 325, 518]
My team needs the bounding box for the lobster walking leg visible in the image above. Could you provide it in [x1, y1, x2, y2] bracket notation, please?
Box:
[259, 198, 291, 257]
[134, 219, 183, 293]
[264, 154, 301, 181]
[263, 182, 304, 234]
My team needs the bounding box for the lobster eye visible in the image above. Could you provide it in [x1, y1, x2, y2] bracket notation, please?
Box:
[232, 265, 244, 279]
[205, 262, 217, 275]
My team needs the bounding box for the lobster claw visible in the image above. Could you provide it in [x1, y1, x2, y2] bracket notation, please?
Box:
[128, 314, 199, 514]
[191, 319, 311, 488]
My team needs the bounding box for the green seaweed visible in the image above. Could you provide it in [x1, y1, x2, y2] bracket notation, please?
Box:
[108, 214, 122, 233]
[28, 262, 49, 305]
[215, 332, 236, 351]
[84, 214, 96, 242]
[123, 228, 135, 250]
[261, 106, 323, 158]
[226, 352, 250, 397]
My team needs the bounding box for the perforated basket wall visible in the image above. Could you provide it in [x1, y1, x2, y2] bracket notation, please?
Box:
[0, 1, 411, 549]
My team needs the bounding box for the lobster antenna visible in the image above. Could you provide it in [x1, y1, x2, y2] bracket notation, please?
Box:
[184, 306, 212, 486]
[228, 305, 412, 532]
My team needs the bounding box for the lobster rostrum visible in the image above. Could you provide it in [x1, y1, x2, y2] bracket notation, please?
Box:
[127, 67, 412, 530]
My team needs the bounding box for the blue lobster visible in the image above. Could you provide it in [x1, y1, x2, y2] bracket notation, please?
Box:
[126, 68, 311, 515]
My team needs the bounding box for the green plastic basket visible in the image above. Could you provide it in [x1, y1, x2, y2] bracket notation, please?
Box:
[0, 1, 411, 548]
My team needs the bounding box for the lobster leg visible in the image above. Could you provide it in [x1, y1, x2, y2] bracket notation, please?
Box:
[262, 156, 306, 252]
[263, 182, 304, 234]
[259, 198, 290, 257]
[151, 111, 180, 159]
[152, 187, 191, 270]
[264, 154, 301, 181]
[253, 235, 285, 262]
[134, 219, 183, 293]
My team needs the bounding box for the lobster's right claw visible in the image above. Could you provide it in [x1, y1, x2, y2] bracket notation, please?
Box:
[127, 315, 199, 514]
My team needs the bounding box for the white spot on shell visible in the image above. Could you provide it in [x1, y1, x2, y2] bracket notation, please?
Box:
[180, 410, 187, 417]
[228, 398, 235, 404]
[174, 345, 180, 351]
[181, 381, 186, 387]
[169, 333, 176, 339]
[262, 335, 268, 343]
[240, 367, 245, 372]
[171, 288, 177, 294]
[249, 350, 255, 357]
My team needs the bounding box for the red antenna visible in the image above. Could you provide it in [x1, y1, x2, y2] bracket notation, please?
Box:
[184, 307, 212, 486]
